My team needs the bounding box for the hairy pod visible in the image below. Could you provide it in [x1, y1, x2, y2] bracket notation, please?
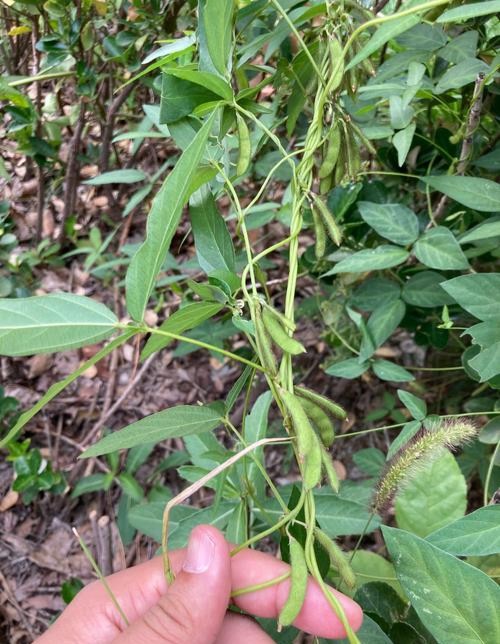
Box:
[320, 445, 340, 493]
[295, 385, 347, 421]
[254, 305, 277, 376]
[304, 429, 323, 489]
[334, 136, 348, 185]
[312, 193, 342, 246]
[278, 536, 308, 629]
[312, 205, 326, 259]
[280, 389, 315, 461]
[300, 397, 335, 447]
[319, 174, 333, 195]
[345, 127, 361, 180]
[318, 124, 341, 179]
[262, 302, 296, 332]
[314, 528, 356, 590]
[236, 114, 251, 176]
[262, 308, 306, 356]
[328, 37, 344, 92]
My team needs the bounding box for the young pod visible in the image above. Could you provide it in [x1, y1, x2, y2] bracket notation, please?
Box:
[254, 305, 277, 377]
[261, 301, 296, 332]
[236, 114, 251, 176]
[334, 138, 348, 185]
[312, 206, 326, 259]
[314, 528, 356, 590]
[295, 385, 347, 421]
[319, 174, 333, 195]
[299, 397, 335, 447]
[262, 308, 306, 356]
[328, 37, 345, 93]
[304, 429, 323, 490]
[278, 536, 308, 629]
[311, 193, 342, 246]
[320, 445, 340, 493]
[345, 128, 361, 180]
[280, 389, 314, 461]
[318, 124, 341, 179]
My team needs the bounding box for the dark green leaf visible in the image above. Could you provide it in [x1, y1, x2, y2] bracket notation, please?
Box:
[402, 271, 455, 308]
[325, 245, 409, 275]
[442, 274, 500, 321]
[355, 582, 408, 626]
[325, 358, 370, 379]
[358, 202, 419, 246]
[427, 506, 500, 556]
[387, 420, 421, 459]
[190, 188, 235, 274]
[0, 294, 117, 356]
[383, 526, 500, 643]
[413, 227, 469, 270]
[203, 0, 233, 77]
[421, 176, 500, 212]
[126, 112, 216, 321]
[437, 1, 500, 22]
[81, 405, 222, 457]
[397, 390, 427, 421]
[435, 58, 490, 94]
[372, 359, 415, 382]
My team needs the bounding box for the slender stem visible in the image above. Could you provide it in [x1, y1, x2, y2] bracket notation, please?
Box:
[483, 440, 500, 506]
[73, 528, 129, 627]
[348, 512, 376, 565]
[268, 0, 326, 87]
[403, 365, 464, 372]
[8, 70, 73, 86]
[129, 325, 266, 373]
[231, 571, 290, 598]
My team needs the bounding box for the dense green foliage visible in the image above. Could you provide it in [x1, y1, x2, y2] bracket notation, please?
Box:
[1, 1, 500, 642]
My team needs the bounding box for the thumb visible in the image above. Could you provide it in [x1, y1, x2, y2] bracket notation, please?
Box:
[116, 526, 231, 644]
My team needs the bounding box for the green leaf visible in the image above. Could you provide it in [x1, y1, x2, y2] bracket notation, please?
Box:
[325, 358, 369, 379]
[402, 271, 455, 308]
[466, 322, 500, 348]
[478, 416, 500, 444]
[427, 506, 500, 556]
[349, 550, 405, 599]
[421, 176, 500, 212]
[397, 390, 427, 421]
[372, 359, 415, 382]
[353, 448, 385, 476]
[325, 245, 409, 275]
[225, 501, 247, 544]
[350, 277, 401, 311]
[435, 58, 490, 94]
[203, 0, 234, 77]
[437, 1, 500, 23]
[439, 31, 478, 64]
[160, 73, 221, 123]
[395, 451, 467, 537]
[189, 187, 235, 274]
[141, 301, 223, 359]
[71, 473, 113, 497]
[117, 472, 144, 502]
[346, 13, 420, 70]
[313, 494, 381, 536]
[245, 391, 272, 502]
[442, 274, 500, 321]
[165, 68, 233, 101]
[125, 111, 216, 321]
[474, 146, 500, 172]
[360, 299, 406, 361]
[383, 526, 500, 644]
[83, 169, 147, 185]
[459, 218, 500, 244]
[354, 582, 408, 626]
[0, 294, 117, 356]
[469, 343, 500, 382]
[358, 202, 419, 246]
[81, 404, 222, 457]
[337, 614, 393, 644]
[142, 35, 196, 65]
[413, 226, 469, 270]
[393, 122, 416, 167]
[387, 420, 422, 459]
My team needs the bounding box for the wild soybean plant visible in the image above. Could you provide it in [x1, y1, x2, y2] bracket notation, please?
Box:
[1, 1, 497, 642]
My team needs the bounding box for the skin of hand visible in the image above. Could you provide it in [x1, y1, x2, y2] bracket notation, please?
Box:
[35, 525, 363, 644]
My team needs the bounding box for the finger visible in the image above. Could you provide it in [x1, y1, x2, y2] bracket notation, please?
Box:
[36, 533, 362, 642]
[114, 525, 231, 644]
[231, 547, 363, 639]
[216, 613, 274, 644]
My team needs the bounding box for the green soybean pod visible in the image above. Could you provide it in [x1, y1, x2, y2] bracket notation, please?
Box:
[254, 306, 277, 376]
[280, 389, 314, 461]
[314, 528, 356, 590]
[345, 127, 361, 180]
[319, 174, 332, 195]
[312, 194, 342, 246]
[320, 445, 340, 493]
[328, 37, 344, 92]
[334, 138, 348, 185]
[300, 397, 335, 447]
[304, 429, 322, 490]
[312, 205, 326, 259]
[236, 114, 251, 176]
[262, 308, 306, 356]
[294, 385, 347, 421]
[261, 301, 296, 332]
[278, 536, 308, 629]
[318, 124, 341, 179]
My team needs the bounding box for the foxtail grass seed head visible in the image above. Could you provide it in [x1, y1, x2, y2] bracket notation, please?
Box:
[373, 419, 478, 513]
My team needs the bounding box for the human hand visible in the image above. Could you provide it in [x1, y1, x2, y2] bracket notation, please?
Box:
[36, 525, 362, 643]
